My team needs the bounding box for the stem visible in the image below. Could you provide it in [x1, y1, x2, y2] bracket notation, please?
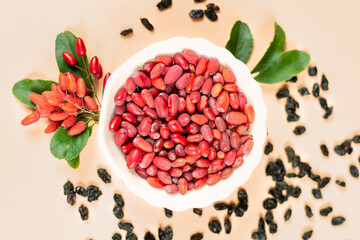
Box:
[80, 56, 102, 108]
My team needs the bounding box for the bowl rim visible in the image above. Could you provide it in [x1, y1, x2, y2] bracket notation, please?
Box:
[98, 36, 267, 211]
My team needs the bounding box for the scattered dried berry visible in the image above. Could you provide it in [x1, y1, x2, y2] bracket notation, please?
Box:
[298, 87, 310, 96]
[311, 188, 322, 199]
[126, 232, 138, 240]
[353, 135, 360, 143]
[114, 193, 125, 208]
[79, 205, 89, 220]
[86, 185, 102, 202]
[193, 208, 203, 216]
[331, 216, 345, 226]
[323, 106, 333, 119]
[190, 233, 203, 240]
[214, 202, 228, 210]
[308, 66, 317, 76]
[158, 226, 173, 240]
[258, 217, 266, 234]
[263, 198, 277, 210]
[112, 233, 122, 240]
[189, 10, 204, 19]
[269, 222, 278, 234]
[266, 159, 286, 182]
[227, 203, 236, 216]
[113, 205, 124, 219]
[157, 0, 172, 10]
[319, 97, 328, 110]
[302, 230, 313, 240]
[321, 74, 329, 91]
[204, 9, 217, 21]
[294, 126, 306, 135]
[335, 180, 346, 187]
[334, 145, 346, 156]
[234, 202, 248, 217]
[144, 232, 156, 240]
[194, 0, 205, 2]
[118, 222, 134, 232]
[319, 206, 333, 217]
[286, 173, 297, 178]
[208, 219, 222, 234]
[305, 205, 313, 218]
[276, 88, 289, 99]
[285, 96, 300, 122]
[206, 3, 220, 11]
[350, 165, 359, 178]
[164, 208, 173, 218]
[63, 181, 74, 195]
[237, 189, 248, 203]
[97, 168, 111, 183]
[224, 217, 231, 234]
[312, 83, 319, 98]
[75, 186, 87, 197]
[121, 28, 133, 36]
[284, 208, 292, 221]
[67, 193, 76, 206]
[265, 212, 274, 224]
[320, 144, 329, 157]
[140, 18, 154, 31]
[287, 76, 298, 83]
[264, 142, 273, 155]
[317, 177, 331, 189]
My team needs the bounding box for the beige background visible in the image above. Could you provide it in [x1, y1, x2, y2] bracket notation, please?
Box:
[1, 0, 360, 239]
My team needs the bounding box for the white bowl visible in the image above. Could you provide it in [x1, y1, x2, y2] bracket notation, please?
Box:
[98, 37, 267, 211]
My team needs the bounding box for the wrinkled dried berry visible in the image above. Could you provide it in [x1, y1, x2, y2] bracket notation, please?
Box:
[331, 216, 345, 226]
[194, 0, 205, 2]
[287, 76, 298, 83]
[298, 87, 310, 96]
[189, 10, 204, 19]
[112, 233, 122, 240]
[317, 177, 331, 189]
[292, 186, 302, 198]
[118, 222, 134, 232]
[114, 193, 125, 208]
[224, 203, 235, 216]
[334, 145, 346, 156]
[164, 208, 173, 218]
[234, 202, 248, 217]
[157, 0, 172, 10]
[251, 232, 267, 240]
[312, 83, 319, 98]
[319, 98, 328, 110]
[140, 18, 154, 31]
[63, 181, 74, 195]
[113, 205, 124, 219]
[190, 233, 203, 240]
[75, 186, 87, 197]
[206, 3, 220, 11]
[120, 28, 133, 36]
[353, 135, 360, 143]
[204, 9, 217, 21]
[308, 66, 317, 76]
[265, 212, 273, 224]
[276, 88, 289, 99]
[264, 142, 273, 155]
[323, 107, 333, 119]
[126, 232, 138, 240]
[302, 230, 313, 240]
[258, 217, 265, 234]
[158, 226, 173, 240]
[287, 113, 300, 122]
[294, 126, 306, 135]
[193, 208, 203, 216]
[321, 74, 329, 90]
[224, 217, 231, 234]
[312, 188, 322, 199]
[86, 185, 102, 202]
[284, 208, 292, 221]
[286, 173, 297, 178]
[208, 219, 222, 234]
[263, 198, 277, 210]
[144, 232, 156, 240]
[79, 204, 89, 220]
[319, 206, 333, 217]
[269, 187, 288, 203]
[97, 168, 111, 183]
[350, 165, 359, 178]
[320, 144, 329, 157]
[269, 222, 278, 234]
[237, 189, 248, 204]
[335, 180, 346, 187]
[305, 205, 313, 218]
[285, 96, 300, 122]
[67, 193, 76, 206]
[214, 202, 228, 210]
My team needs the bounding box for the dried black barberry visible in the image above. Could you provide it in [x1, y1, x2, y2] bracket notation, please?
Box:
[287, 173, 297, 178]
[265, 212, 274, 224]
[227, 203, 236, 216]
[224, 217, 231, 234]
[114, 193, 125, 208]
[320, 144, 329, 157]
[285, 96, 300, 122]
[294, 126, 306, 135]
[194, 0, 205, 2]
[269, 187, 288, 203]
[118, 222, 134, 232]
[97, 168, 111, 183]
[189, 10, 204, 19]
[350, 165, 359, 178]
[292, 186, 302, 198]
[156, 0, 172, 10]
[237, 189, 248, 204]
[312, 188, 322, 199]
[79, 205, 89, 221]
[112, 233, 122, 240]
[334, 145, 346, 156]
[308, 66, 318, 76]
[208, 219, 222, 234]
[287, 76, 298, 83]
[193, 208, 202, 216]
[144, 232, 156, 240]
[266, 160, 286, 182]
[63, 181, 74, 195]
[67, 193, 76, 206]
[158, 226, 173, 240]
[298, 87, 310, 96]
[86, 185, 102, 202]
[164, 208, 173, 218]
[214, 202, 228, 210]
[251, 232, 267, 240]
[353, 135, 360, 143]
[264, 142, 273, 155]
[113, 205, 124, 219]
[206, 3, 220, 11]
[120, 28, 133, 36]
[319, 98, 328, 110]
[269, 222, 278, 234]
[190, 233, 203, 240]
[323, 106, 333, 119]
[331, 216, 345, 226]
[284, 208, 292, 221]
[335, 180, 346, 187]
[305, 205, 313, 218]
[321, 74, 329, 90]
[204, 9, 217, 21]
[263, 198, 277, 210]
[285, 147, 296, 161]
[317, 177, 331, 189]
[140, 18, 154, 31]
[258, 217, 265, 234]
[312, 83, 319, 98]
[234, 202, 248, 217]
[75, 186, 87, 197]
[126, 232, 138, 240]
[276, 88, 289, 99]
[302, 230, 313, 240]
[319, 206, 333, 217]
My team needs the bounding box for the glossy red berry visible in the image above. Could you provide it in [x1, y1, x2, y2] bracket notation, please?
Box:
[75, 38, 86, 56]
[62, 52, 77, 67]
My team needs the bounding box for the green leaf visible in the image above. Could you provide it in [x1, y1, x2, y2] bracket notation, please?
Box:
[252, 23, 286, 73]
[12, 79, 56, 108]
[55, 31, 93, 89]
[66, 155, 80, 169]
[225, 21, 254, 64]
[50, 123, 92, 160]
[254, 50, 310, 84]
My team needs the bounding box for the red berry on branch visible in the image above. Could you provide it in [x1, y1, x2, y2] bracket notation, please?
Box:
[68, 121, 86, 136]
[21, 110, 40, 126]
[76, 78, 86, 98]
[44, 121, 61, 133]
[66, 72, 77, 93]
[103, 73, 111, 89]
[84, 96, 99, 111]
[75, 38, 86, 56]
[89, 56, 99, 74]
[62, 51, 77, 67]
[94, 63, 103, 78]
